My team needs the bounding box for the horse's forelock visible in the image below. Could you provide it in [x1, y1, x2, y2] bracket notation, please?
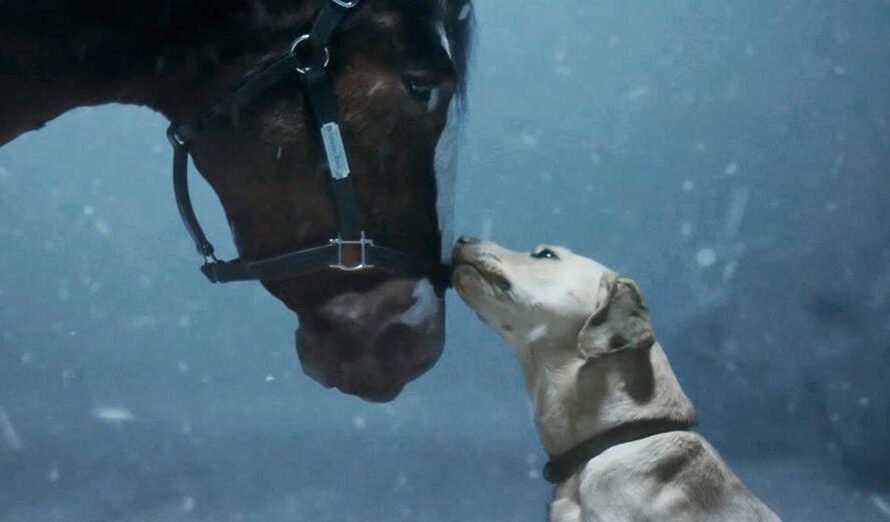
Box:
[393, 0, 474, 97]
[246, 1, 473, 96]
[441, 0, 474, 92]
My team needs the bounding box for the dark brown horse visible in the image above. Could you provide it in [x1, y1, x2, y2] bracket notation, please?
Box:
[0, 0, 472, 402]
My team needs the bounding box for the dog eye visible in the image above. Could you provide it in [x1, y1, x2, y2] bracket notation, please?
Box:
[531, 249, 559, 260]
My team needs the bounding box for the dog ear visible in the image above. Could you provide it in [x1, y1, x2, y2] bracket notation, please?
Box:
[577, 277, 655, 359]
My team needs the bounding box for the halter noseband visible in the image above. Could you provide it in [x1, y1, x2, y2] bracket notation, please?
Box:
[167, 0, 450, 286]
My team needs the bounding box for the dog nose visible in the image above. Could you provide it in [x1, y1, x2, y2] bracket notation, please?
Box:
[457, 236, 481, 245]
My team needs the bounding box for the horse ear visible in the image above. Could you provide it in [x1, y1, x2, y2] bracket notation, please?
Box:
[577, 277, 655, 359]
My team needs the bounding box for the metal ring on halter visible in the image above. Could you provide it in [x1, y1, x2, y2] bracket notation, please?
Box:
[166, 126, 188, 148]
[332, 0, 361, 8]
[202, 251, 220, 264]
[291, 34, 330, 75]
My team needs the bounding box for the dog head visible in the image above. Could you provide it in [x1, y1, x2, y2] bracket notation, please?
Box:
[452, 237, 654, 358]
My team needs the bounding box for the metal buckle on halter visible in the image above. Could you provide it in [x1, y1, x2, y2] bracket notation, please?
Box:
[330, 232, 374, 271]
[291, 34, 331, 75]
[166, 126, 188, 149]
[331, 0, 361, 8]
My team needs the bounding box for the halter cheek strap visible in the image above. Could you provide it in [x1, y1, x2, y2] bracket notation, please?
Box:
[167, 0, 450, 287]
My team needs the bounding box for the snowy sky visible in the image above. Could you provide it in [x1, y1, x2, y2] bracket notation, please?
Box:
[1, 1, 889, 520]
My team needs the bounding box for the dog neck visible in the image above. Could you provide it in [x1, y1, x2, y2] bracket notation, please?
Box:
[507, 331, 696, 459]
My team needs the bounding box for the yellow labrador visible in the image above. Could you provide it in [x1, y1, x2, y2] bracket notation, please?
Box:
[452, 238, 780, 522]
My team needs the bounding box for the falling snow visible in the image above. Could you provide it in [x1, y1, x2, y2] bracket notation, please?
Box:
[91, 407, 136, 424]
[724, 162, 739, 176]
[0, 1, 886, 520]
[627, 85, 650, 101]
[725, 187, 750, 239]
[696, 248, 717, 268]
[520, 133, 538, 147]
[873, 495, 890, 519]
[93, 220, 111, 236]
[480, 214, 494, 240]
[0, 407, 23, 451]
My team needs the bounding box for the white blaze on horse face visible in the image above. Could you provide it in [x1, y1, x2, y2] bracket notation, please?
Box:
[426, 87, 442, 113]
[399, 279, 439, 326]
[432, 10, 465, 262]
[457, 3, 472, 21]
[434, 98, 459, 262]
[436, 21, 453, 60]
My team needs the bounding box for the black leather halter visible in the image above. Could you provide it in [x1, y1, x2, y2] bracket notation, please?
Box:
[167, 0, 450, 286]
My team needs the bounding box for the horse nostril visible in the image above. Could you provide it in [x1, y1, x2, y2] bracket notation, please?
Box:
[376, 323, 413, 365]
[457, 236, 481, 245]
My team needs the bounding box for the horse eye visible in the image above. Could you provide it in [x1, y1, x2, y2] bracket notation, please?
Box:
[402, 72, 443, 110]
[531, 249, 560, 260]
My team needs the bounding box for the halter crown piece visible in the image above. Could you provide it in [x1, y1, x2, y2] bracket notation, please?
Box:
[167, 0, 449, 286]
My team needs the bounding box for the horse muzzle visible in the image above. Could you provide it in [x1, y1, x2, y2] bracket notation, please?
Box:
[294, 278, 445, 402]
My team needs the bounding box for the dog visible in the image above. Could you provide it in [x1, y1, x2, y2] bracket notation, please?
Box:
[452, 237, 781, 522]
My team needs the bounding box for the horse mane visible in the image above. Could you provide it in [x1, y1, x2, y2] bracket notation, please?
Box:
[1, 0, 473, 79]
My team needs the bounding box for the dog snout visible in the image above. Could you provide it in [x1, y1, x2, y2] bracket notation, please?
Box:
[452, 238, 501, 267]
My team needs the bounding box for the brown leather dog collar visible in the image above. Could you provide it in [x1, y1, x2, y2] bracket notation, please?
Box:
[543, 418, 695, 484]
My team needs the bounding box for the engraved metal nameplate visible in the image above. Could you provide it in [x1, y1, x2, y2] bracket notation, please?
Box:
[320, 122, 351, 180]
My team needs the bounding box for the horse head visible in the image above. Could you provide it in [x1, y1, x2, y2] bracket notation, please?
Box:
[156, 0, 473, 401]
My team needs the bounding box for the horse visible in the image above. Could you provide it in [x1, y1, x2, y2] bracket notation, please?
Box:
[0, 0, 473, 402]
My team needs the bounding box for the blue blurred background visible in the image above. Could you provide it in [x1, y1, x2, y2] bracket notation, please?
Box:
[2, 0, 889, 520]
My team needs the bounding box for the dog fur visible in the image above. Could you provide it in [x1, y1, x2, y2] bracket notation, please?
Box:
[452, 239, 780, 522]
